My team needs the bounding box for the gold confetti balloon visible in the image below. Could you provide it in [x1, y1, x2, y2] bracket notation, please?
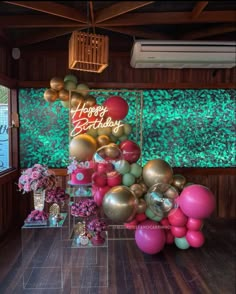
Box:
[69, 134, 97, 161]
[50, 77, 64, 91]
[142, 159, 173, 187]
[102, 186, 138, 223]
[44, 88, 58, 102]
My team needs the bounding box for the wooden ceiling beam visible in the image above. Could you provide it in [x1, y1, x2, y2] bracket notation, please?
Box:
[0, 15, 87, 28]
[3, 1, 87, 23]
[89, 1, 95, 34]
[95, 1, 154, 23]
[192, 1, 208, 19]
[180, 24, 236, 40]
[14, 27, 87, 47]
[98, 11, 236, 26]
[99, 26, 172, 40]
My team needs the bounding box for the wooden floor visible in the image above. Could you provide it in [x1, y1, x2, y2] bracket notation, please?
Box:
[0, 218, 235, 294]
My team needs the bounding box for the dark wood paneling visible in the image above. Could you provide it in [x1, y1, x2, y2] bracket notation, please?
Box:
[17, 50, 236, 87]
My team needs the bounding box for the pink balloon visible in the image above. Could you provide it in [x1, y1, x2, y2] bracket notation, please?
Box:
[93, 185, 110, 206]
[119, 140, 141, 163]
[187, 218, 203, 231]
[135, 220, 166, 254]
[171, 226, 187, 238]
[160, 218, 170, 227]
[92, 172, 107, 187]
[168, 208, 188, 227]
[97, 162, 114, 174]
[186, 230, 205, 248]
[107, 171, 122, 187]
[165, 230, 174, 244]
[135, 213, 147, 223]
[179, 185, 216, 218]
[103, 96, 129, 120]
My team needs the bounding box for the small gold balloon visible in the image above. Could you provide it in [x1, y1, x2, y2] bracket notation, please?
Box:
[137, 199, 147, 214]
[112, 125, 124, 137]
[77, 84, 90, 97]
[69, 134, 97, 161]
[86, 127, 98, 138]
[123, 123, 132, 135]
[105, 144, 121, 159]
[84, 95, 96, 107]
[71, 92, 85, 108]
[97, 127, 112, 136]
[102, 186, 138, 223]
[172, 174, 187, 191]
[97, 135, 111, 147]
[142, 159, 173, 187]
[50, 77, 64, 91]
[59, 89, 69, 101]
[130, 184, 144, 198]
[44, 88, 58, 102]
[139, 182, 148, 194]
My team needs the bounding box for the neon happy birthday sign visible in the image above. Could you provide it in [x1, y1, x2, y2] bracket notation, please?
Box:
[70, 103, 124, 137]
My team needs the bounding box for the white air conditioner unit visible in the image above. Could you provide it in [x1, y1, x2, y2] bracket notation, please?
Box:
[130, 40, 236, 69]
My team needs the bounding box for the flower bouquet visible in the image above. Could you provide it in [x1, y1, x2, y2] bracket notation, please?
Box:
[18, 163, 56, 194]
[87, 218, 107, 245]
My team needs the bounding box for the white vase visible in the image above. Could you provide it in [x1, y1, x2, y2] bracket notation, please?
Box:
[33, 190, 46, 211]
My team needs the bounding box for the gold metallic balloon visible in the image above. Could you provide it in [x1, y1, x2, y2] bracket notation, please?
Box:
[58, 89, 69, 101]
[172, 174, 187, 191]
[69, 134, 97, 161]
[105, 144, 121, 159]
[137, 199, 147, 214]
[84, 95, 97, 107]
[130, 183, 144, 198]
[97, 135, 111, 147]
[71, 92, 85, 108]
[86, 127, 98, 138]
[154, 183, 179, 200]
[50, 77, 64, 91]
[102, 186, 138, 222]
[142, 159, 173, 187]
[44, 88, 58, 102]
[97, 127, 112, 136]
[139, 182, 148, 194]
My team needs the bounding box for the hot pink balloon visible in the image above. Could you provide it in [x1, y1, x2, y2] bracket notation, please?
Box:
[119, 140, 141, 163]
[168, 208, 188, 227]
[107, 171, 122, 187]
[171, 226, 187, 238]
[187, 218, 203, 231]
[103, 96, 129, 120]
[179, 185, 216, 219]
[135, 220, 166, 254]
[92, 172, 107, 187]
[186, 230, 205, 248]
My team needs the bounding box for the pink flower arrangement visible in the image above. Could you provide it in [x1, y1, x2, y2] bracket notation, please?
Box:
[87, 218, 107, 233]
[46, 187, 69, 203]
[71, 199, 97, 217]
[18, 164, 56, 194]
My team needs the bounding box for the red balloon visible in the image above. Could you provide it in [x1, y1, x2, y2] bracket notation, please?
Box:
[160, 218, 170, 228]
[187, 218, 203, 231]
[186, 230, 205, 248]
[165, 230, 174, 244]
[97, 162, 114, 174]
[124, 219, 137, 230]
[168, 208, 188, 227]
[103, 96, 129, 120]
[171, 226, 187, 238]
[92, 172, 107, 187]
[107, 171, 122, 187]
[135, 213, 147, 223]
[93, 185, 110, 206]
[119, 140, 141, 163]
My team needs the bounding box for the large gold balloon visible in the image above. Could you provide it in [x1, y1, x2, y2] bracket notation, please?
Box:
[137, 199, 147, 214]
[50, 77, 64, 91]
[84, 95, 96, 107]
[130, 183, 144, 198]
[69, 134, 97, 161]
[97, 135, 110, 147]
[172, 174, 187, 191]
[59, 89, 69, 101]
[44, 88, 58, 102]
[142, 159, 173, 187]
[102, 186, 138, 222]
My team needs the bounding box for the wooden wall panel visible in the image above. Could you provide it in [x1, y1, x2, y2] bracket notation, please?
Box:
[18, 50, 236, 87]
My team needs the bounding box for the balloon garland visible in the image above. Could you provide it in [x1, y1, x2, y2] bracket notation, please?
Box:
[44, 74, 216, 254]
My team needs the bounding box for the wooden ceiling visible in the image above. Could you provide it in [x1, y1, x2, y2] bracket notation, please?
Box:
[0, 1, 235, 51]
